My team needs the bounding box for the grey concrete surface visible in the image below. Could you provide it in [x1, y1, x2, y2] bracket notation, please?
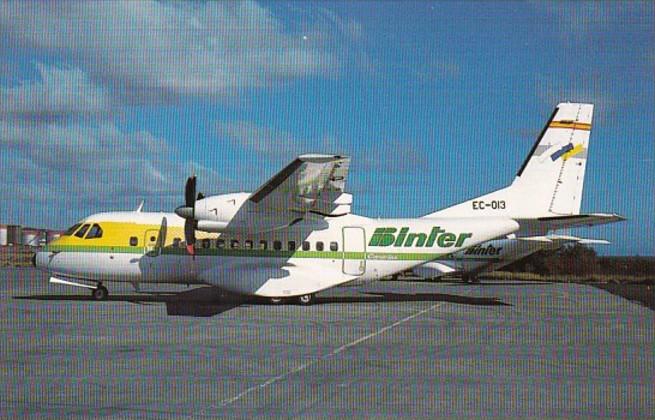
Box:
[1, 267, 653, 418]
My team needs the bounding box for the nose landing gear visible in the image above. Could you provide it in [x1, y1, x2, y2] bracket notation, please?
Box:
[297, 293, 315, 305]
[92, 284, 109, 301]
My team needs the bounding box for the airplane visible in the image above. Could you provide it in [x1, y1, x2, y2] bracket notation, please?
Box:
[413, 102, 625, 281]
[413, 235, 610, 282]
[34, 102, 621, 305]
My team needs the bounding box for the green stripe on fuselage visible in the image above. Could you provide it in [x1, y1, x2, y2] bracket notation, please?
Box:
[42, 244, 447, 261]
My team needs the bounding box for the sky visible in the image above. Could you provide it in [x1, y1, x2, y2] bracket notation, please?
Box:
[0, 1, 653, 255]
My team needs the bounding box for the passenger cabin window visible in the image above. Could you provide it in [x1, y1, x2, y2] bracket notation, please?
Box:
[230, 239, 240, 249]
[288, 241, 296, 251]
[129, 236, 138, 246]
[245, 240, 253, 249]
[75, 224, 90, 238]
[273, 240, 282, 251]
[259, 240, 267, 250]
[330, 241, 338, 251]
[217, 239, 225, 249]
[64, 223, 82, 236]
[302, 241, 310, 251]
[316, 241, 324, 251]
[202, 238, 210, 249]
[85, 224, 103, 239]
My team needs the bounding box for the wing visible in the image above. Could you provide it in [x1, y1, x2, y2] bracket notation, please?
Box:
[226, 154, 352, 233]
[249, 154, 351, 214]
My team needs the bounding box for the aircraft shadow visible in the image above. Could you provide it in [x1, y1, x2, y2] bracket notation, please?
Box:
[14, 288, 511, 317]
[439, 281, 555, 287]
[316, 292, 511, 306]
[14, 287, 245, 317]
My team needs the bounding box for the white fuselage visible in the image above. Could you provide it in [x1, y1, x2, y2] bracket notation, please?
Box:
[36, 211, 518, 297]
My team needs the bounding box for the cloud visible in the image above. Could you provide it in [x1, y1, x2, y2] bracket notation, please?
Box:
[0, 119, 227, 227]
[0, 64, 112, 122]
[214, 120, 306, 156]
[0, 64, 226, 214]
[2, 120, 175, 193]
[0, 1, 340, 102]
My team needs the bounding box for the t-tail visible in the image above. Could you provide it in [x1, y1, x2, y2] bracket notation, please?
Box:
[425, 102, 594, 219]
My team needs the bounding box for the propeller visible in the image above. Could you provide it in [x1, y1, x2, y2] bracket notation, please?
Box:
[175, 176, 197, 256]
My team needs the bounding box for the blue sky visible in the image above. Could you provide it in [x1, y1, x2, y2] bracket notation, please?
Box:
[1, 1, 653, 255]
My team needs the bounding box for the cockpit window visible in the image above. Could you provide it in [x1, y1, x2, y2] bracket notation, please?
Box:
[63, 223, 82, 236]
[86, 224, 103, 239]
[74, 224, 90, 238]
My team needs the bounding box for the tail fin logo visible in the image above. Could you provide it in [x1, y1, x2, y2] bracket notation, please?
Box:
[550, 143, 585, 162]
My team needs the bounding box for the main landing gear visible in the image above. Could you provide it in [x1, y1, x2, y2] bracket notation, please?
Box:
[269, 293, 316, 306]
[91, 284, 109, 301]
[462, 274, 480, 284]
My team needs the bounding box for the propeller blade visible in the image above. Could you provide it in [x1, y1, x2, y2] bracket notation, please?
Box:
[181, 176, 198, 257]
[184, 219, 196, 256]
[185, 176, 197, 209]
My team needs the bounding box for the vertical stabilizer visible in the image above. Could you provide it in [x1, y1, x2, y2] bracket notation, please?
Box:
[425, 103, 593, 219]
[512, 103, 593, 215]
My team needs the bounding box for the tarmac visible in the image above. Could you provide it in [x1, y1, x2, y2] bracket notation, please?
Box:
[1, 267, 653, 418]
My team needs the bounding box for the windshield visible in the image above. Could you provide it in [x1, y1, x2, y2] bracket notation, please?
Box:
[63, 223, 83, 236]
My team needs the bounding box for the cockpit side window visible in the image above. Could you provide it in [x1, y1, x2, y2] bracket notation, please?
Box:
[63, 223, 82, 236]
[85, 224, 103, 239]
[74, 224, 90, 238]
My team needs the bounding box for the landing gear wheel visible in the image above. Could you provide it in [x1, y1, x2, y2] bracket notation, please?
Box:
[297, 293, 315, 306]
[463, 275, 480, 284]
[92, 285, 108, 301]
[270, 297, 283, 304]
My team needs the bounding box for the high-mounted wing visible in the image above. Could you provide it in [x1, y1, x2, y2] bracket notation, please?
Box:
[177, 154, 353, 236]
[175, 154, 352, 241]
[226, 154, 351, 232]
[249, 154, 351, 215]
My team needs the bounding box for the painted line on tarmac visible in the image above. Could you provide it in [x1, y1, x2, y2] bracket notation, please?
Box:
[187, 298, 456, 417]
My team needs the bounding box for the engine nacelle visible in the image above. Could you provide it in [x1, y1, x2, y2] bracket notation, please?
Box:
[193, 192, 250, 231]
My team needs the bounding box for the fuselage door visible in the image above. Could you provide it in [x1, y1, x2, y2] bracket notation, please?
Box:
[144, 229, 160, 257]
[342, 227, 366, 275]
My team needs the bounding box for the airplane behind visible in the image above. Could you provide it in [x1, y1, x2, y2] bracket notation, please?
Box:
[413, 235, 610, 282]
[34, 102, 623, 304]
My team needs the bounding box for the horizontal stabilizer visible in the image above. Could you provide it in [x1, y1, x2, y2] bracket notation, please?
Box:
[517, 236, 553, 243]
[533, 213, 626, 229]
[517, 234, 611, 246]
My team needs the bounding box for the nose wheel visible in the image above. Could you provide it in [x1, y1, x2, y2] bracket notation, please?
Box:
[92, 285, 109, 301]
[297, 293, 315, 305]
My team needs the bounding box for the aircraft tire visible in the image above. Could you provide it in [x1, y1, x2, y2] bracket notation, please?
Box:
[92, 286, 108, 301]
[297, 293, 315, 305]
